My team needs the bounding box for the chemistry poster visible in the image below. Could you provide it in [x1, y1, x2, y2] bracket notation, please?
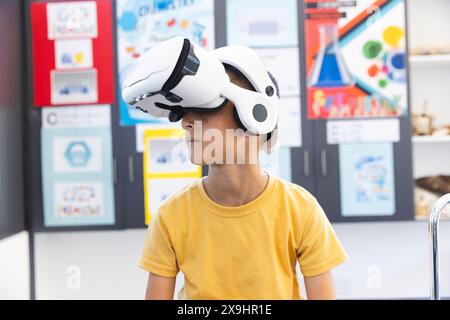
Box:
[143, 129, 202, 225]
[304, 0, 408, 119]
[339, 143, 396, 216]
[41, 106, 115, 227]
[116, 0, 215, 126]
[30, 0, 115, 107]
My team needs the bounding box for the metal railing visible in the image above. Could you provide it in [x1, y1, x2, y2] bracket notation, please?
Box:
[429, 193, 450, 300]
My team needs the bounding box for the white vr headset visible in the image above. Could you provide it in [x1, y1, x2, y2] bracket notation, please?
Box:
[121, 36, 280, 135]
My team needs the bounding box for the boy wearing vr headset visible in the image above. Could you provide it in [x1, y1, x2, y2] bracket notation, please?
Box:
[123, 37, 348, 300]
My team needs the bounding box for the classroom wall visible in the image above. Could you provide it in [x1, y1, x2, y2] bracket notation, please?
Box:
[25, 0, 450, 300]
[33, 221, 450, 299]
[0, 231, 30, 300]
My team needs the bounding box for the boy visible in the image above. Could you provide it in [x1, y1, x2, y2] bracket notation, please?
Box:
[136, 42, 348, 300]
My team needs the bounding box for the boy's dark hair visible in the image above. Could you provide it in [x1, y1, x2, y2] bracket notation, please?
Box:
[223, 63, 280, 142]
[223, 64, 280, 98]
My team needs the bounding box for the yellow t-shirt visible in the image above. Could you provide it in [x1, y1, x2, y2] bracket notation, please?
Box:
[139, 174, 348, 300]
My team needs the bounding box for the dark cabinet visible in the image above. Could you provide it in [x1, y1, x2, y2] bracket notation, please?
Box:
[0, 0, 26, 240]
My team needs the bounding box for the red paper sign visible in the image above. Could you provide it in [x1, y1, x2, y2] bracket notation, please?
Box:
[31, 0, 115, 107]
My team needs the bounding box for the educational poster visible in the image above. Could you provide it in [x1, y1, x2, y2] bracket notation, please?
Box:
[146, 177, 198, 223]
[116, 0, 215, 126]
[30, 0, 115, 107]
[135, 122, 180, 153]
[304, 0, 408, 119]
[260, 148, 292, 182]
[143, 129, 202, 224]
[339, 143, 396, 216]
[41, 106, 115, 227]
[226, 0, 302, 148]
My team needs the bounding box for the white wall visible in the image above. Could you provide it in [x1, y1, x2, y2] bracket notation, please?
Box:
[33, 229, 184, 300]
[33, 220, 450, 300]
[333, 221, 450, 299]
[407, 0, 450, 54]
[0, 231, 30, 300]
[407, 0, 450, 179]
[34, 229, 147, 299]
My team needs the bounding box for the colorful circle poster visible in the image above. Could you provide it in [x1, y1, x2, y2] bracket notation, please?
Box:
[304, 0, 408, 119]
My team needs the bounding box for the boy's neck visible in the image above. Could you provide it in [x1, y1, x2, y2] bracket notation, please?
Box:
[203, 164, 269, 207]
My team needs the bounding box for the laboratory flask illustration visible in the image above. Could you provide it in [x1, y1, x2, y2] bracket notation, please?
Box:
[308, 24, 354, 88]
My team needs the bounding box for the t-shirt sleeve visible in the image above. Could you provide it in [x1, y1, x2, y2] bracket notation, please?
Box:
[297, 200, 348, 277]
[138, 209, 179, 277]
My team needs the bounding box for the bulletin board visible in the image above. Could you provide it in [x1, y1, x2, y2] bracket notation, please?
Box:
[300, 0, 414, 222]
[25, 0, 123, 232]
[30, 0, 115, 107]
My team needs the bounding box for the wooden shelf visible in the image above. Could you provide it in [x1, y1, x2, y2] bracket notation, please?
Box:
[412, 135, 450, 143]
[409, 54, 450, 66]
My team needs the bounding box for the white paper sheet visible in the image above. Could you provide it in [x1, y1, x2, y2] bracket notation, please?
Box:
[42, 105, 111, 128]
[50, 69, 98, 105]
[255, 47, 301, 97]
[327, 119, 400, 144]
[47, 1, 98, 39]
[55, 39, 93, 70]
[278, 97, 302, 147]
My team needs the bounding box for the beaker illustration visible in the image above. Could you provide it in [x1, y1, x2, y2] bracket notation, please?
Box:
[308, 24, 354, 88]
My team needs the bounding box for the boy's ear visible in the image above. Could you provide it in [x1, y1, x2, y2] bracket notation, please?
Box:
[260, 125, 278, 154]
[232, 105, 248, 132]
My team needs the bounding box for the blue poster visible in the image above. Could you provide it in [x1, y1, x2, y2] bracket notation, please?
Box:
[339, 143, 395, 216]
[116, 0, 215, 126]
[41, 106, 115, 227]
